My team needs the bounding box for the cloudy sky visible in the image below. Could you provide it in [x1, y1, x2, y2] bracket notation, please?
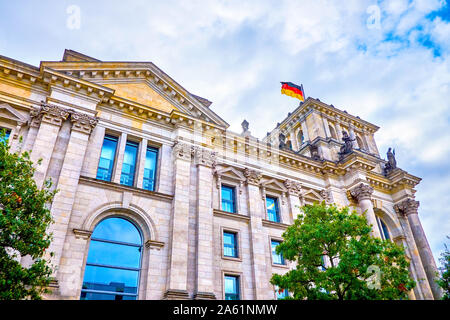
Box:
[1, 0, 449, 265]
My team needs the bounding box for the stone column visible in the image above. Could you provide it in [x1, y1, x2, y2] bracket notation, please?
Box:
[164, 141, 192, 299]
[192, 147, 216, 299]
[136, 138, 148, 189]
[394, 204, 433, 300]
[350, 183, 382, 238]
[112, 132, 128, 184]
[348, 125, 359, 149]
[284, 179, 302, 222]
[244, 168, 271, 299]
[301, 121, 310, 143]
[322, 116, 331, 138]
[47, 111, 98, 294]
[395, 199, 442, 299]
[30, 104, 70, 188]
[334, 120, 343, 142]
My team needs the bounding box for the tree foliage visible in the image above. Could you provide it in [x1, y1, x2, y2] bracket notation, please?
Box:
[0, 131, 56, 299]
[436, 236, 450, 300]
[270, 202, 415, 300]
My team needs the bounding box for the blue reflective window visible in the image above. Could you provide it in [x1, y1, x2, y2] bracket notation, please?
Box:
[271, 240, 284, 265]
[80, 217, 142, 300]
[276, 287, 289, 299]
[224, 275, 240, 300]
[223, 232, 238, 258]
[143, 146, 158, 191]
[0, 128, 11, 144]
[266, 197, 280, 222]
[378, 218, 390, 240]
[120, 141, 139, 186]
[97, 135, 118, 181]
[221, 185, 236, 213]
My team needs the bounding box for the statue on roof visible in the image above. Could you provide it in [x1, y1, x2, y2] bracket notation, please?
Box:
[338, 130, 354, 160]
[384, 147, 397, 175]
[241, 119, 251, 137]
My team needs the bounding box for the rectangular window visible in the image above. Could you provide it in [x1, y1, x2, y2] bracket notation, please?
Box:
[143, 146, 158, 191]
[224, 275, 240, 300]
[221, 185, 236, 213]
[0, 128, 11, 143]
[96, 135, 118, 182]
[223, 231, 238, 258]
[271, 240, 284, 265]
[266, 196, 280, 222]
[120, 141, 139, 186]
[276, 287, 289, 299]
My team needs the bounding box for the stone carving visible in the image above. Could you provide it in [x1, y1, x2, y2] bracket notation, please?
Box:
[284, 179, 302, 197]
[349, 183, 373, 202]
[384, 147, 397, 175]
[192, 146, 216, 167]
[394, 198, 419, 217]
[40, 103, 70, 126]
[338, 130, 355, 160]
[278, 132, 292, 151]
[243, 168, 262, 185]
[241, 119, 251, 137]
[70, 111, 98, 134]
[29, 107, 43, 128]
[319, 189, 333, 204]
[172, 141, 192, 161]
[310, 145, 321, 161]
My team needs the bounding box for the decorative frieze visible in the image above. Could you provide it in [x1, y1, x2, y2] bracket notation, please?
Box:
[40, 103, 70, 126]
[243, 168, 262, 185]
[394, 198, 420, 217]
[192, 146, 216, 167]
[70, 111, 98, 134]
[349, 183, 373, 202]
[172, 141, 192, 161]
[284, 179, 302, 197]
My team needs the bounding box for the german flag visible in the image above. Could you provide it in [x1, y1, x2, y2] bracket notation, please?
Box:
[281, 82, 305, 101]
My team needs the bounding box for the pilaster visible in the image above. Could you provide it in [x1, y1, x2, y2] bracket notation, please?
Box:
[47, 111, 98, 296]
[164, 141, 192, 299]
[244, 168, 271, 299]
[192, 146, 216, 299]
[284, 179, 302, 222]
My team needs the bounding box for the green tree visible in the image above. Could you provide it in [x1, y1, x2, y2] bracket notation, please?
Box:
[0, 130, 56, 299]
[271, 202, 415, 300]
[436, 236, 450, 300]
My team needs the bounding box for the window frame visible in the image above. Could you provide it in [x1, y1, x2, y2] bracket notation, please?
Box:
[96, 134, 119, 182]
[221, 184, 237, 213]
[120, 139, 140, 187]
[265, 195, 281, 223]
[270, 238, 286, 267]
[221, 227, 241, 261]
[222, 272, 242, 300]
[376, 216, 390, 240]
[142, 145, 159, 192]
[80, 216, 144, 300]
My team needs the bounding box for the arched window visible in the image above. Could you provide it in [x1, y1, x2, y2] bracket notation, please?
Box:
[297, 129, 304, 146]
[376, 216, 390, 240]
[356, 136, 365, 150]
[80, 217, 143, 300]
[329, 125, 337, 140]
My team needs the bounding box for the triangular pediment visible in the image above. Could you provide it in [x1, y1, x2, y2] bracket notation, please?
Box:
[40, 50, 229, 128]
[102, 81, 179, 114]
[215, 166, 246, 181]
[0, 103, 27, 123]
[261, 179, 287, 192]
[303, 189, 323, 202]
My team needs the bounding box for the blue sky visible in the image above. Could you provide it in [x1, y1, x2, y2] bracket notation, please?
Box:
[0, 0, 449, 267]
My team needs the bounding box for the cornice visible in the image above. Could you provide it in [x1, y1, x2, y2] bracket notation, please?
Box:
[213, 209, 251, 223]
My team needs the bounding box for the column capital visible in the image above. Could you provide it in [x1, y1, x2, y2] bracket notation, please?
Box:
[394, 198, 420, 217]
[319, 189, 333, 204]
[39, 102, 70, 126]
[244, 168, 262, 186]
[284, 179, 302, 197]
[172, 141, 192, 161]
[192, 146, 216, 167]
[350, 183, 373, 202]
[69, 111, 98, 134]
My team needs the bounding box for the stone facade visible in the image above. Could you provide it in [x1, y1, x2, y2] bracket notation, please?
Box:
[0, 49, 441, 300]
